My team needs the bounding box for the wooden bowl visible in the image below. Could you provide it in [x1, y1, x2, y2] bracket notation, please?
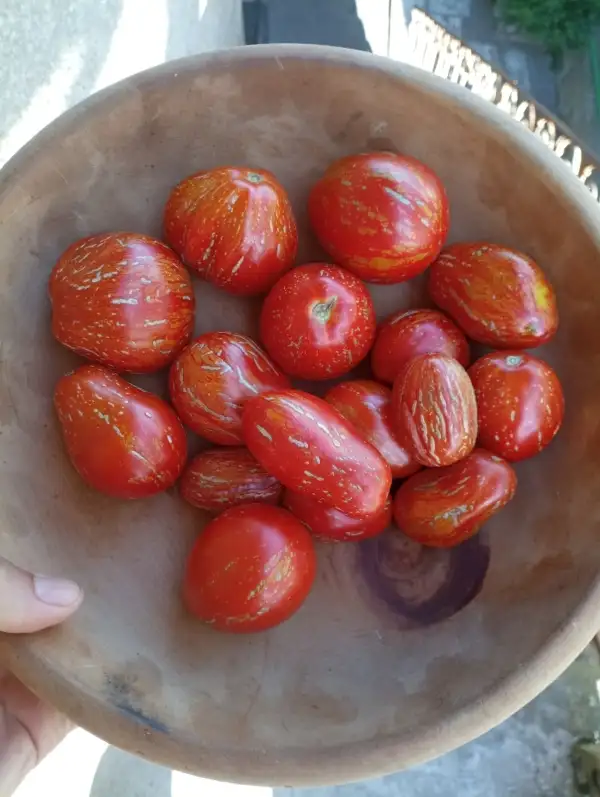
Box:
[0, 45, 599, 787]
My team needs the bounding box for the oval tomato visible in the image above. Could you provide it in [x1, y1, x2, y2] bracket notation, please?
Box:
[54, 364, 187, 499]
[284, 490, 392, 542]
[469, 351, 564, 462]
[428, 242, 558, 347]
[180, 447, 282, 512]
[308, 151, 449, 284]
[242, 390, 392, 518]
[163, 166, 298, 296]
[392, 354, 477, 467]
[49, 232, 194, 373]
[169, 332, 289, 445]
[371, 308, 470, 385]
[393, 449, 517, 547]
[324, 380, 420, 479]
[259, 263, 376, 380]
[183, 503, 316, 632]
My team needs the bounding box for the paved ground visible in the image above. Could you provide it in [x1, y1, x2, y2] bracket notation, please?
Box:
[3, 2, 600, 796]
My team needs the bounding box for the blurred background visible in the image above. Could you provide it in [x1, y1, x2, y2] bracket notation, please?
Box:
[3, 1, 600, 795]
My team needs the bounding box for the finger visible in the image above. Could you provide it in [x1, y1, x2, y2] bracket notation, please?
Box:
[0, 558, 82, 633]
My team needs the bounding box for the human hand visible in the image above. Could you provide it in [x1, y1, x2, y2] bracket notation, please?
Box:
[0, 558, 82, 795]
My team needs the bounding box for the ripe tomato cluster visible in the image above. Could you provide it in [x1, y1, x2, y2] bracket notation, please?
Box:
[49, 153, 563, 633]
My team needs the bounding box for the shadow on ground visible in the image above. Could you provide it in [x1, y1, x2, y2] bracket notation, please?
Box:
[243, 0, 371, 51]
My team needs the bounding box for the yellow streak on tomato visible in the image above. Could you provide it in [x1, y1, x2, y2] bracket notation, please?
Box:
[361, 255, 398, 271]
[533, 280, 553, 312]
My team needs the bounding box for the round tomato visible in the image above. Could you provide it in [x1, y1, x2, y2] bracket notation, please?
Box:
[392, 354, 477, 467]
[183, 503, 316, 632]
[428, 242, 558, 347]
[393, 449, 517, 547]
[242, 390, 392, 518]
[54, 364, 187, 499]
[324, 380, 420, 478]
[259, 263, 376, 380]
[371, 308, 470, 385]
[308, 151, 449, 284]
[163, 166, 298, 296]
[468, 351, 564, 461]
[180, 447, 282, 512]
[284, 490, 392, 542]
[49, 232, 194, 373]
[169, 332, 289, 445]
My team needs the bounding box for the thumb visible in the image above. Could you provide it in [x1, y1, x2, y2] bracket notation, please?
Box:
[0, 557, 82, 633]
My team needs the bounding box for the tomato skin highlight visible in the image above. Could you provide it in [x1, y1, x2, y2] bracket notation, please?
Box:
[428, 242, 558, 348]
[163, 167, 298, 296]
[49, 232, 194, 373]
[169, 332, 290, 445]
[242, 389, 392, 519]
[54, 364, 187, 499]
[308, 152, 449, 284]
[469, 351, 564, 462]
[393, 449, 517, 547]
[284, 490, 392, 542]
[259, 263, 376, 380]
[392, 353, 477, 468]
[183, 503, 316, 632]
[180, 448, 282, 512]
[371, 308, 470, 385]
[324, 380, 420, 479]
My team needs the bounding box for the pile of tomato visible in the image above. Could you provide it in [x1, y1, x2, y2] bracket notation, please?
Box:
[49, 151, 563, 633]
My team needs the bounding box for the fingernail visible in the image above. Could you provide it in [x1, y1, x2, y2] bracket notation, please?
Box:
[33, 575, 82, 607]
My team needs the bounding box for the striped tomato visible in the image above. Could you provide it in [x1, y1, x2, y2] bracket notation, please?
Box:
[392, 354, 477, 467]
[242, 390, 392, 519]
[393, 449, 516, 547]
[308, 152, 449, 284]
[180, 448, 282, 512]
[54, 364, 187, 499]
[169, 332, 289, 445]
[428, 242, 558, 348]
[163, 166, 297, 296]
[49, 232, 194, 373]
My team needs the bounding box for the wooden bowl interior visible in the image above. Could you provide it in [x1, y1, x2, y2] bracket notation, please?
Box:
[0, 46, 599, 786]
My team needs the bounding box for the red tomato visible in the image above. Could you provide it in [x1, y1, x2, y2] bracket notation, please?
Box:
[324, 380, 420, 479]
[163, 167, 298, 296]
[259, 263, 376, 380]
[169, 332, 289, 445]
[49, 232, 194, 373]
[183, 503, 316, 632]
[393, 449, 517, 547]
[392, 354, 477, 467]
[54, 364, 187, 499]
[180, 448, 282, 512]
[468, 352, 564, 462]
[242, 390, 392, 518]
[308, 152, 449, 284]
[371, 308, 470, 385]
[284, 490, 392, 542]
[428, 242, 558, 348]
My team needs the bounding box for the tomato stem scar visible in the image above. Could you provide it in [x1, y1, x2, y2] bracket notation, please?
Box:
[312, 297, 337, 323]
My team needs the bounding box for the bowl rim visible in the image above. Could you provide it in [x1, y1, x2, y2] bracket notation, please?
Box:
[2, 42, 600, 786]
